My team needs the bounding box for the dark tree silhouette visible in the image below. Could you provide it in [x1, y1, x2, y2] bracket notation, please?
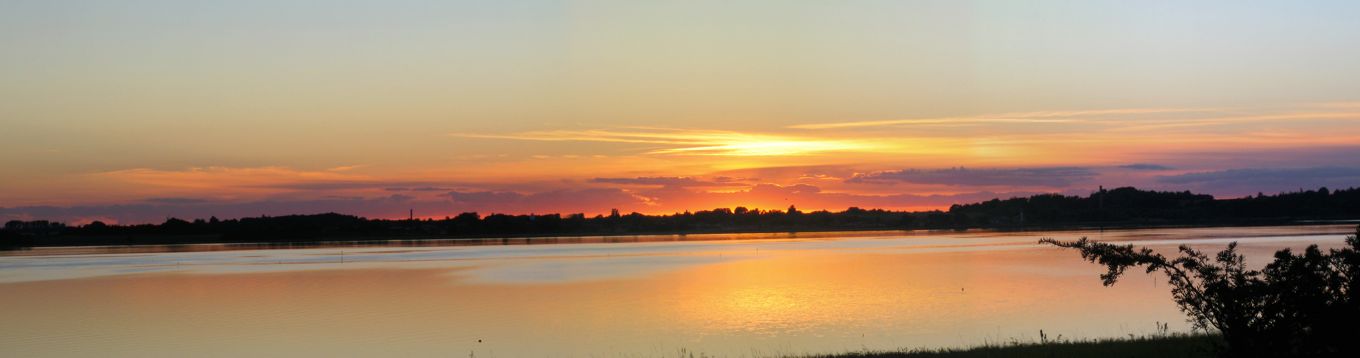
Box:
[4, 187, 1360, 248]
[1041, 225, 1360, 357]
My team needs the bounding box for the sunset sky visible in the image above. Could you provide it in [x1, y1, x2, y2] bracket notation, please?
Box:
[4, 0, 1360, 224]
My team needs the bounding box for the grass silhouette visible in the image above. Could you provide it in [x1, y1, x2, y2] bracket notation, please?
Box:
[797, 333, 1216, 358]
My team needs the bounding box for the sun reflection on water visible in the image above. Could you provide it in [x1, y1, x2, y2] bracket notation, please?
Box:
[0, 225, 1352, 357]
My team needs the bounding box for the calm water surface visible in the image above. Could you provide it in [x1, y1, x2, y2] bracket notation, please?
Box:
[1, 225, 1353, 357]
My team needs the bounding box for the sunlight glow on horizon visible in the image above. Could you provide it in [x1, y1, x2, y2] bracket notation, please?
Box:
[453, 128, 885, 157]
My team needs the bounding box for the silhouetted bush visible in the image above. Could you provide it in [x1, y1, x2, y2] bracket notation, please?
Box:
[1041, 225, 1360, 357]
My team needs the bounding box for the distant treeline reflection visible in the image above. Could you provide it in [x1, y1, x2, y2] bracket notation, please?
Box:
[4, 186, 1359, 248]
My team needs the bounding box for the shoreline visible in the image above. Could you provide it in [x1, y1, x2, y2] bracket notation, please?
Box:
[4, 220, 1355, 255]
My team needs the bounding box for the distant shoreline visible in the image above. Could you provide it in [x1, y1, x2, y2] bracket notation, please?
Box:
[6, 186, 1359, 251]
[4, 219, 1356, 255]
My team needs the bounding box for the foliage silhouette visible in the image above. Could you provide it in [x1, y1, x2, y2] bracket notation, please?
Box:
[1041, 225, 1360, 357]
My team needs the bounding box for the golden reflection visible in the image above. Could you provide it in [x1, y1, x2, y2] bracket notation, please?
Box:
[0, 242, 1213, 357]
[725, 286, 801, 316]
[664, 252, 943, 336]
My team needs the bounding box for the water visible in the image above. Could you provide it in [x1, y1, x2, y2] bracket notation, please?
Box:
[0, 225, 1353, 357]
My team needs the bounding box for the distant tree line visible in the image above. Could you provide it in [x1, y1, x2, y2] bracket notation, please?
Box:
[950, 186, 1360, 227]
[3, 186, 1359, 248]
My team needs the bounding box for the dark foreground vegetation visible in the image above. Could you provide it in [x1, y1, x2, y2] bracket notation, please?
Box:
[804, 334, 1217, 358]
[1043, 225, 1360, 357]
[4, 186, 1359, 248]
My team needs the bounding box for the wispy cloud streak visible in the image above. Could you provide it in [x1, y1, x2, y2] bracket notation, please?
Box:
[789, 108, 1217, 129]
[453, 128, 887, 156]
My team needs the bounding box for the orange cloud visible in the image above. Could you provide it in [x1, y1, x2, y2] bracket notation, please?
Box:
[92, 166, 378, 200]
[99, 166, 365, 189]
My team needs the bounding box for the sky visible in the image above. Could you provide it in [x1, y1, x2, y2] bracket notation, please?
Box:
[3, 0, 1360, 224]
